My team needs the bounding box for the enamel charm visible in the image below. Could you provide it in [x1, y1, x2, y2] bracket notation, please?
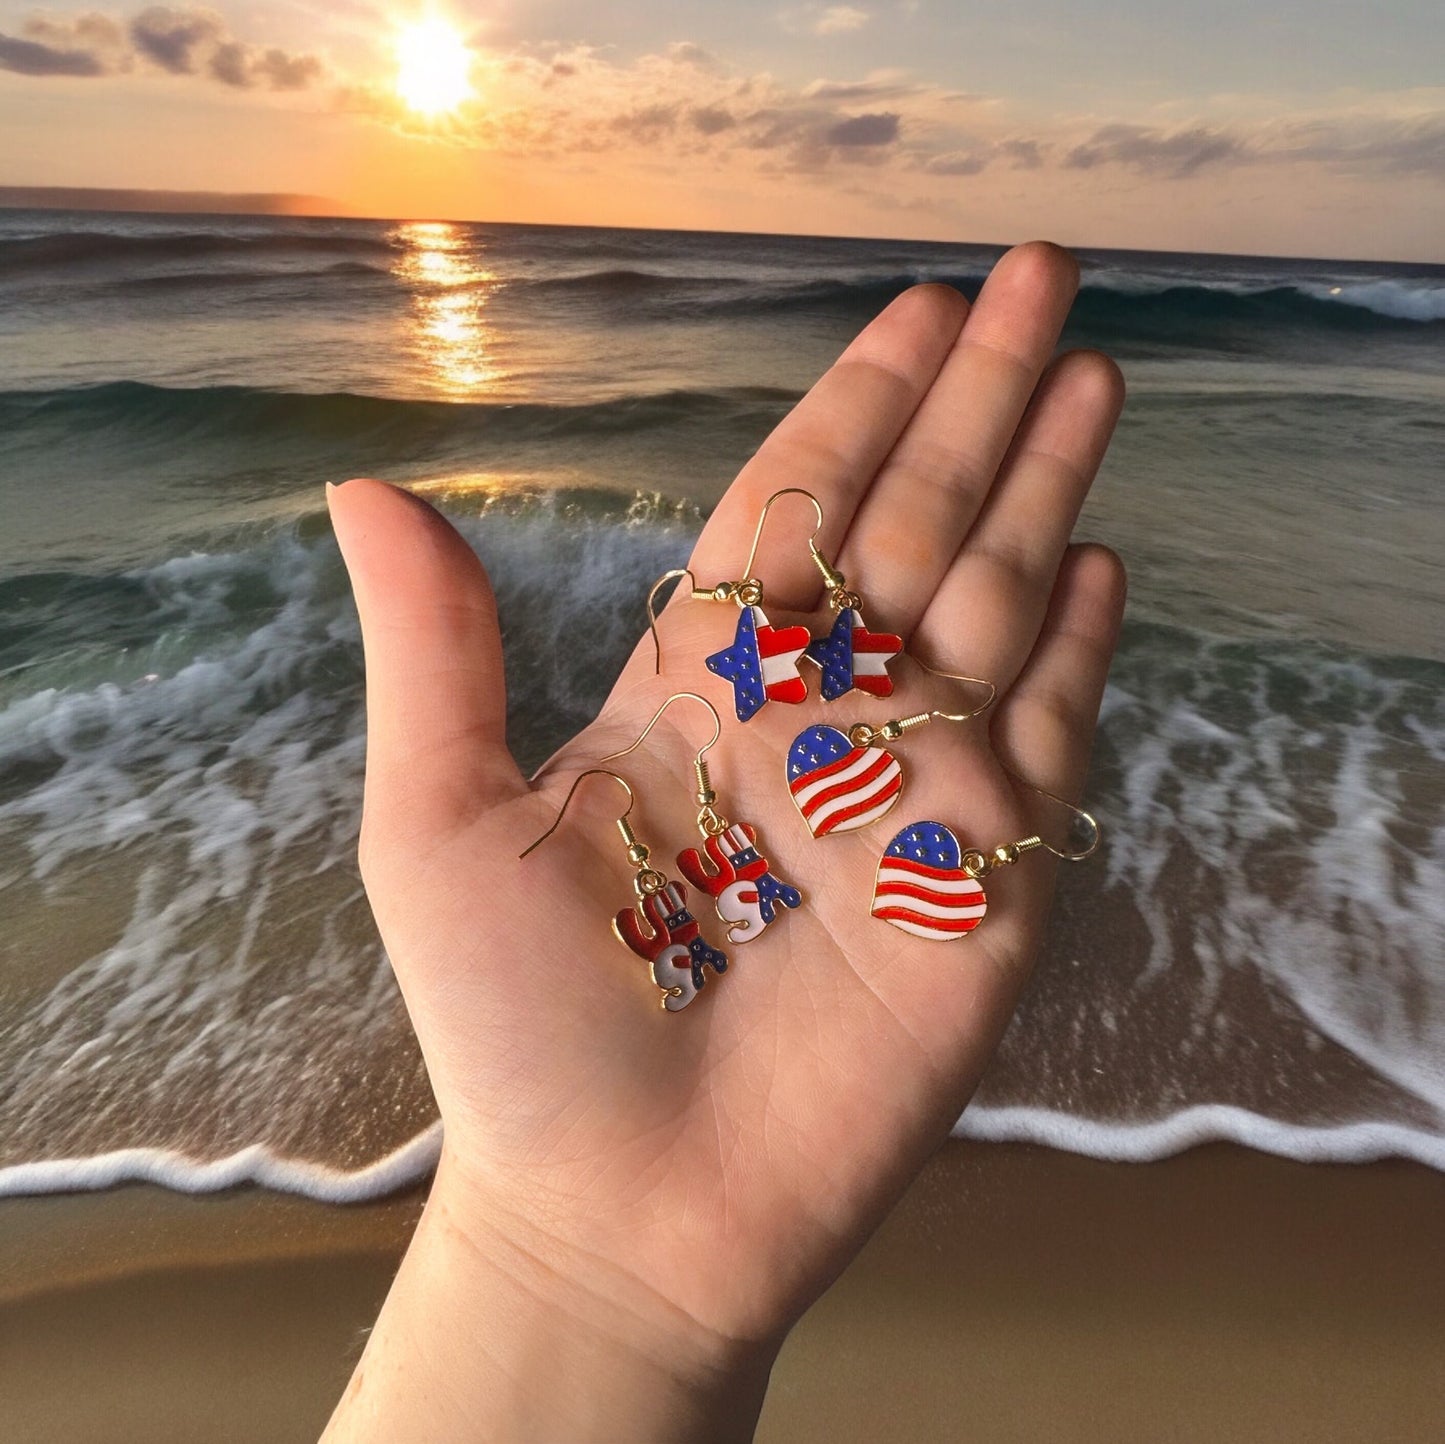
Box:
[871, 822, 988, 940]
[787, 724, 903, 838]
[805, 607, 903, 702]
[705, 604, 811, 722]
[677, 821, 803, 944]
[614, 880, 729, 1011]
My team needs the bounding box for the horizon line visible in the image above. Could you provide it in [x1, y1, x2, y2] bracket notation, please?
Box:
[0, 186, 1439, 269]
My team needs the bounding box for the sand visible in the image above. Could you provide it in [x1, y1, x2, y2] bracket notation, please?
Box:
[3, 1142, 1443, 1443]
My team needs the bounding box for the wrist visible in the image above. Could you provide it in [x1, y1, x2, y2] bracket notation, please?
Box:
[324, 1149, 778, 1443]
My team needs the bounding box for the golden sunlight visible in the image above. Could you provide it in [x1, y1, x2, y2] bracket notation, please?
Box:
[395, 19, 473, 117]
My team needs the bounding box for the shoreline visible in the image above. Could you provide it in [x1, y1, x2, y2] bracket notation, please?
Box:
[3, 1141, 1443, 1443]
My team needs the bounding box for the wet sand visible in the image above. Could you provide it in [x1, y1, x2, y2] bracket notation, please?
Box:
[3, 1142, 1443, 1443]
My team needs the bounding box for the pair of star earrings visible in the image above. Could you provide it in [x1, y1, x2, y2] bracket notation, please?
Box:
[648, 488, 908, 722]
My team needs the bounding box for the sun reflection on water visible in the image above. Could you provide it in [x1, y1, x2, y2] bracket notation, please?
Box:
[390, 221, 502, 396]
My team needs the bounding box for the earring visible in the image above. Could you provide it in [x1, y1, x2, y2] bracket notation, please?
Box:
[647, 489, 827, 722]
[786, 664, 995, 839]
[519, 769, 729, 1012]
[872, 787, 1100, 942]
[802, 544, 903, 705]
[600, 692, 803, 945]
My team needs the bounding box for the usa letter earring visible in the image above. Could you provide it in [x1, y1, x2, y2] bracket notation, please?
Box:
[599, 692, 803, 945]
[520, 769, 729, 1012]
[646, 488, 826, 723]
[787, 664, 995, 839]
[873, 785, 1100, 942]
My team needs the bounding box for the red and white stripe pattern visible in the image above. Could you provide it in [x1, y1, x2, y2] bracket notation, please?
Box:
[752, 607, 810, 705]
[871, 821, 988, 940]
[786, 724, 903, 838]
[842, 609, 901, 698]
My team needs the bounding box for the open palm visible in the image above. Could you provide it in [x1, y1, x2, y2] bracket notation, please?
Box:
[328, 243, 1125, 1376]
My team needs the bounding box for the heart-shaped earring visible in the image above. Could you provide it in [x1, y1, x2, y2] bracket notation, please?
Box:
[786, 724, 903, 837]
[872, 791, 1102, 943]
[785, 663, 996, 840]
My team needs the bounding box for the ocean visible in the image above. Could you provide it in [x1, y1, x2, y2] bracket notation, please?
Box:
[0, 210, 1441, 1199]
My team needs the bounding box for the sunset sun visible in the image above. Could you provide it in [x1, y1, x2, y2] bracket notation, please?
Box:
[395, 19, 473, 117]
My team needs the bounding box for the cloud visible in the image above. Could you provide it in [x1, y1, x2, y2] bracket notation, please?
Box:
[0, 31, 106, 74]
[210, 39, 322, 90]
[1, 5, 323, 90]
[1265, 112, 1445, 177]
[690, 105, 736, 135]
[129, 4, 222, 74]
[1065, 123, 1245, 178]
[814, 5, 870, 34]
[825, 111, 899, 146]
[1, 12, 127, 76]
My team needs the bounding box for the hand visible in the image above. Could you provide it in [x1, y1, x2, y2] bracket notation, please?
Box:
[323, 242, 1126, 1442]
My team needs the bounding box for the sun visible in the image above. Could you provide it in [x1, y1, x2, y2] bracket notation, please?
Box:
[395, 18, 473, 117]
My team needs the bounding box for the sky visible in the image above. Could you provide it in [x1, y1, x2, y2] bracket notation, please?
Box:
[1, 1, 1442, 258]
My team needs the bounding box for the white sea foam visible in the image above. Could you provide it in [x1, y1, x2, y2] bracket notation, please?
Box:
[0, 1122, 443, 1201]
[957, 1106, 1445, 1169]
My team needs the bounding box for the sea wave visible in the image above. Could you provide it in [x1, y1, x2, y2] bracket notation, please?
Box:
[513, 266, 1445, 330]
[0, 228, 394, 273]
[0, 381, 798, 463]
[0, 496, 1441, 1197]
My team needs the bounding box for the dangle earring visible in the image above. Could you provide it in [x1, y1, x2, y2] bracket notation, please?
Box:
[646, 489, 823, 723]
[872, 786, 1100, 942]
[519, 770, 729, 1012]
[600, 693, 803, 945]
[802, 540, 903, 705]
[786, 664, 996, 839]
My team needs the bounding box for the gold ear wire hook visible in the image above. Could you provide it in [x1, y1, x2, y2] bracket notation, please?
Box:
[646, 490, 833, 673]
[961, 777, 1100, 879]
[845, 659, 997, 748]
[909, 655, 997, 723]
[646, 568, 734, 675]
[519, 768, 635, 859]
[597, 692, 729, 836]
[1019, 778, 1100, 862]
[520, 767, 669, 893]
[740, 487, 826, 586]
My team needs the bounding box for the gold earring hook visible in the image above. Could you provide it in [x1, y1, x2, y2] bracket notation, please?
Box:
[740, 487, 825, 585]
[908, 655, 997, 722]
[519, 768, 670, 894]
[645, 568, 720, 675]
[597, 692, 730, 837]
[844, 658, 997, 748]
[960, 777, 1100, 880]
[646, 490, 840, 674]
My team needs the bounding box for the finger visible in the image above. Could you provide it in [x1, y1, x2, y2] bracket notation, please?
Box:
[915, 349, 1125, 692]
[684, 283, 969, 611]
[989, 543, 1127, 802]
[328, 479, 526, 848]
[837, 242, 1080, 635]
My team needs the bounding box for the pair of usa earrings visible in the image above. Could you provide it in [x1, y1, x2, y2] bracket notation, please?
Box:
[520, 693, 802, 1012]
[649, 488, 905, 722]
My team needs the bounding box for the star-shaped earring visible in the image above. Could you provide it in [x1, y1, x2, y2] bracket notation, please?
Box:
[805, 606, 903, 702]
[705, 604, 811, 722]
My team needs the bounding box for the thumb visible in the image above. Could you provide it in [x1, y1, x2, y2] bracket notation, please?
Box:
[328, 479, 525, 848]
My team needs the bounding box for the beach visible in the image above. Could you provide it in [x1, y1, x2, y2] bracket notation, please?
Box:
[4, 1143, 1444, 1443]
[1, 210, 1443, 1436]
